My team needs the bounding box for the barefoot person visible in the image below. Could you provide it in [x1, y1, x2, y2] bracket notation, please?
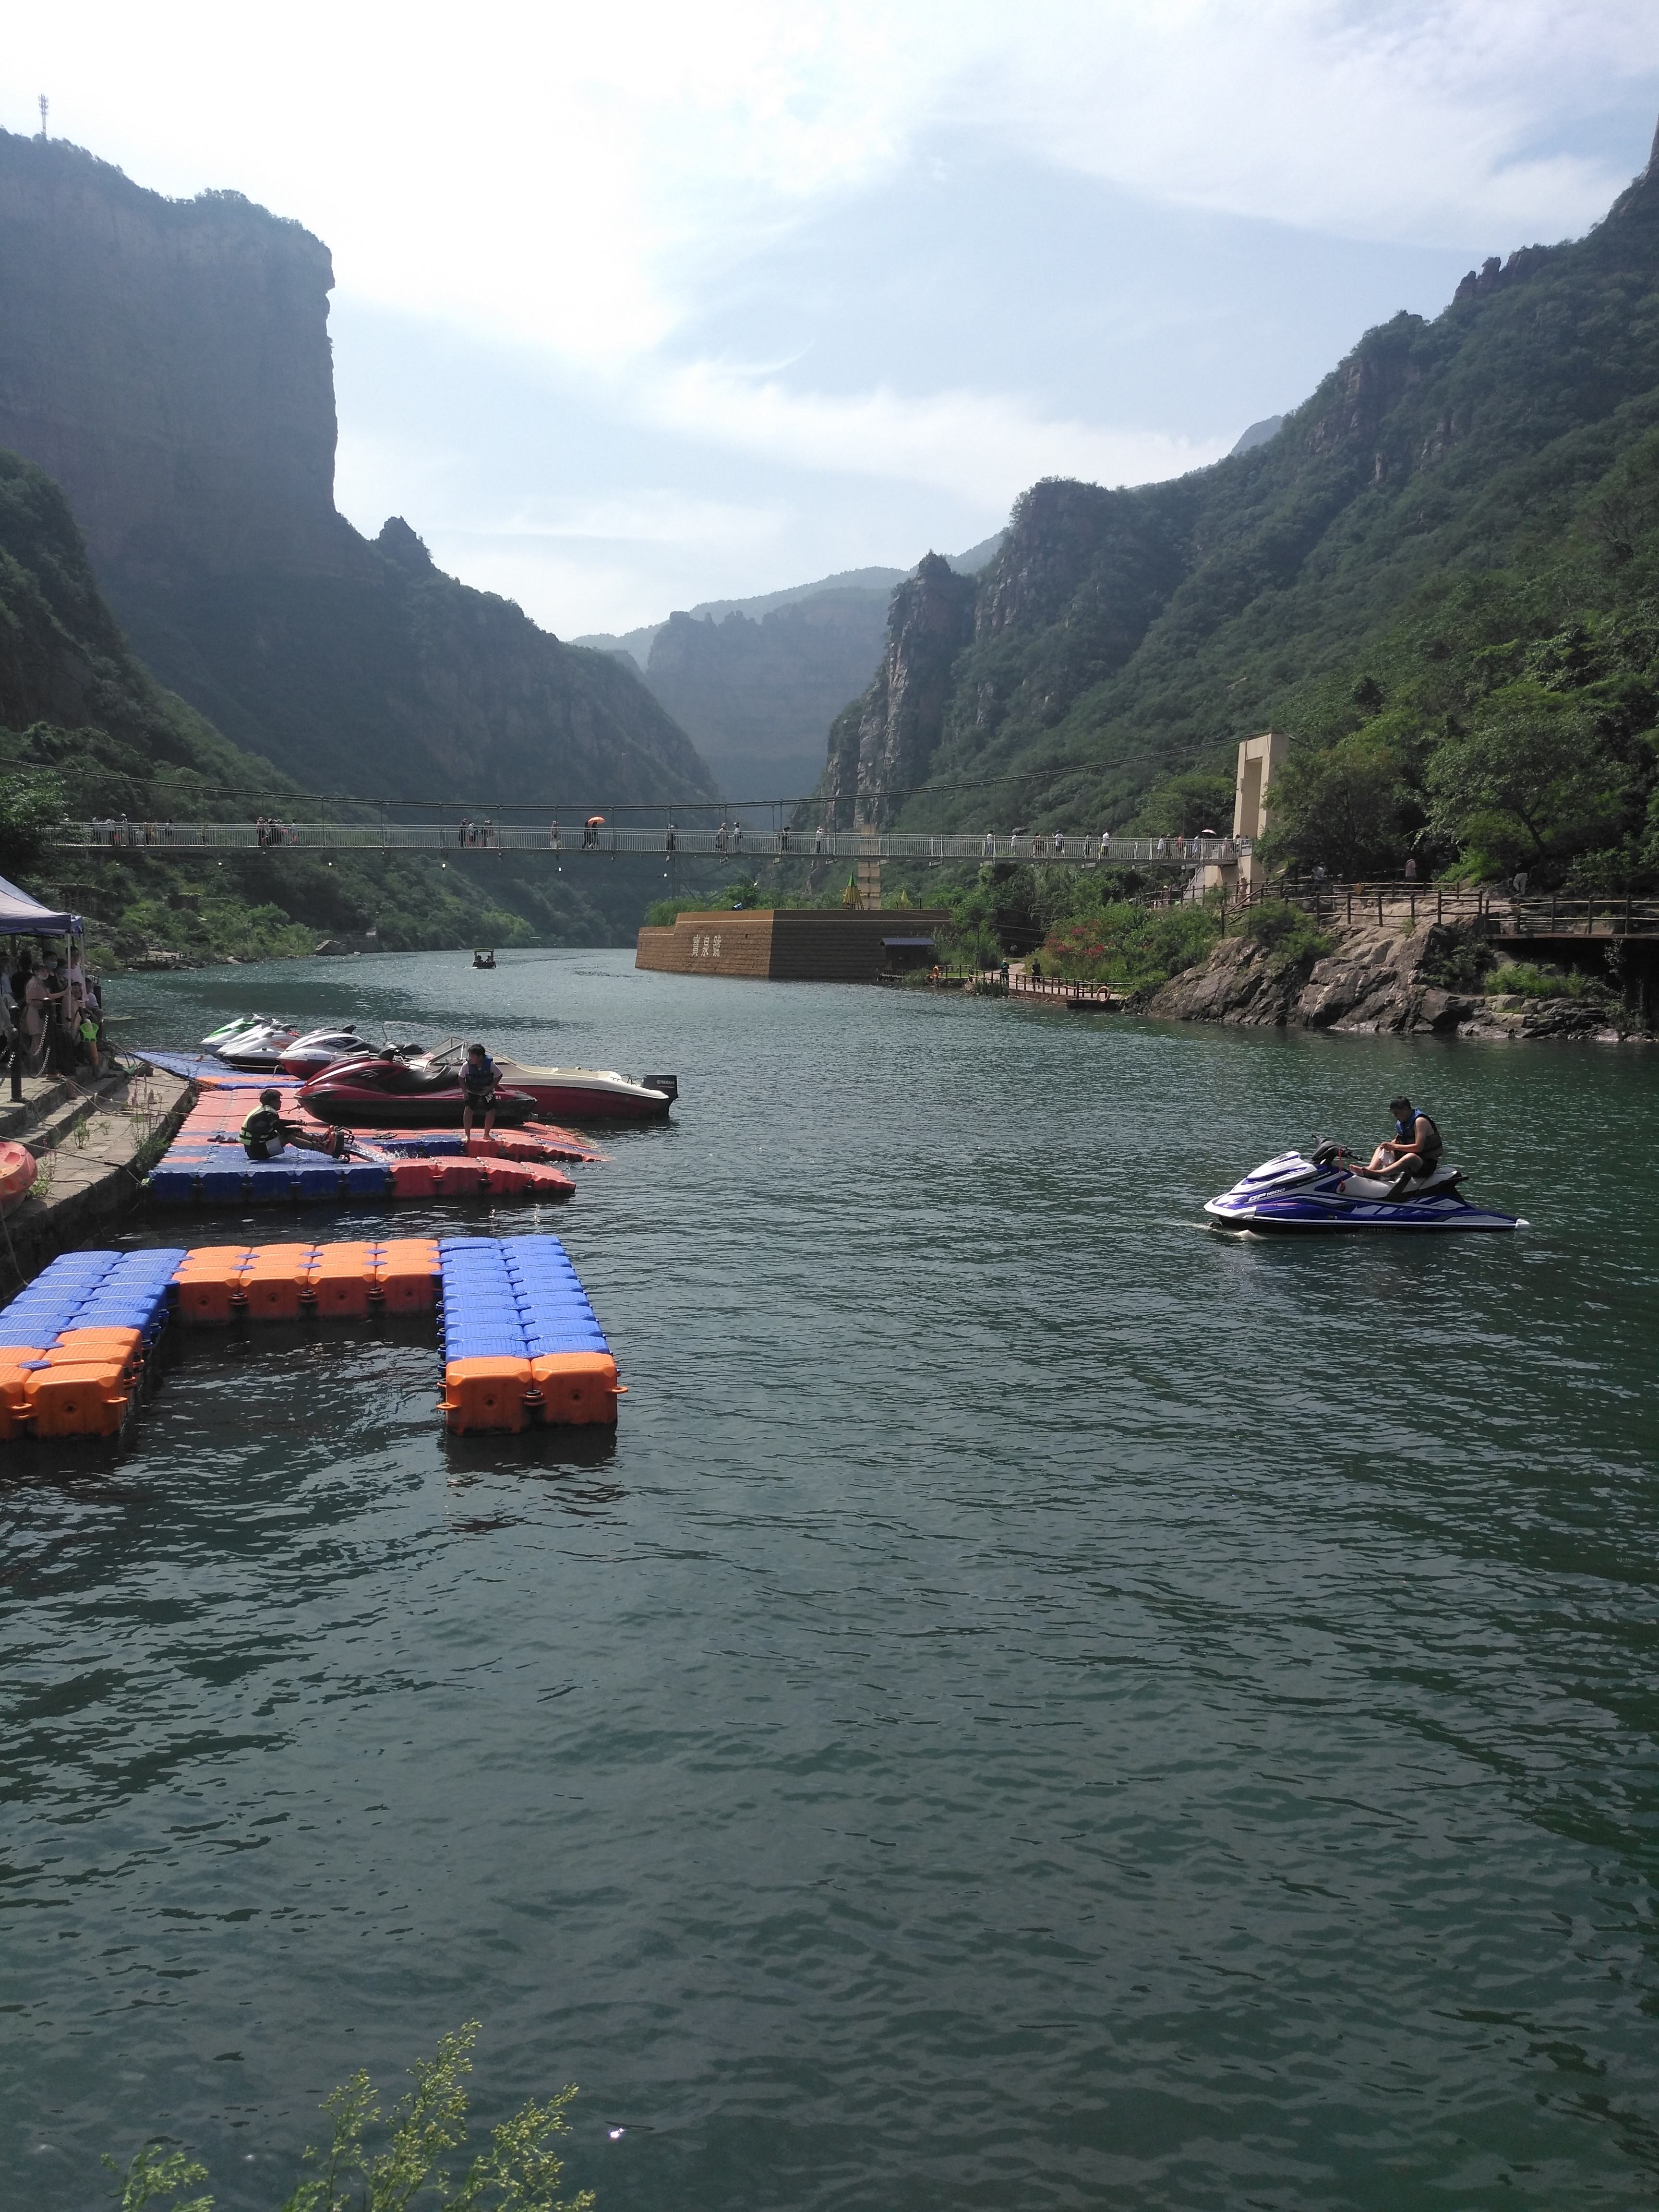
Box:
[1363, 1094, 1443, 1190]
[240, 1088, 347, 1160]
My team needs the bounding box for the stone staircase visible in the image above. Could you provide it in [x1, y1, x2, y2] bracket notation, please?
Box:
[0, 1059, 192, 1279]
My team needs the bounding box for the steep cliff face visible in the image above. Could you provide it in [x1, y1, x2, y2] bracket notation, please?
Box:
[0, 448, 625, 957]
[818, 555, 976, 827]
[0, 128, 715, 813]
[0, 133, 348, 576]
[802, 127, 1659, 842]
[642, 587, 891, 800]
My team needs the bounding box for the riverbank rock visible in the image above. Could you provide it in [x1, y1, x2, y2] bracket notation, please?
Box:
[1147, 917, 1645, 1040]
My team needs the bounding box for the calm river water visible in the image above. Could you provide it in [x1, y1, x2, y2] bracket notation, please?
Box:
[3, 951, 1657, 2210]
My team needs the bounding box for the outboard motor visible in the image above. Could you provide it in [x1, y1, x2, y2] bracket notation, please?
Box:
[642, 1074, 678, 1103]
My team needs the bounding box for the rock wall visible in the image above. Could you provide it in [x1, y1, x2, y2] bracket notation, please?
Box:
[0, 132, 349, 576]
[817, 554, 978, 828]
[643, 589, 891, 802]
[0, 128, 717, 817]
[1147, 916, 1644, 1041]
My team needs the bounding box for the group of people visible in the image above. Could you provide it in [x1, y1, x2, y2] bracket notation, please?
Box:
[239, 1042, 503, 1160]
[456, 818, 497, 847]
[3, 943, 104, 1076]
[254, 816, 294, 847]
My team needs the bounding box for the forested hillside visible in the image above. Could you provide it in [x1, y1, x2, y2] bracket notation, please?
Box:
[826, 124, 1659, 892]
[0, 129, 715, 885]
[0, 451, 623, 963]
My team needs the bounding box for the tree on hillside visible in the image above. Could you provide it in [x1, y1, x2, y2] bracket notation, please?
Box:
[0, 764, 66, 874]
[1137, 771, 1235, 837]
[1426, 683, 1634, 877]
[1258, 731, 1415, 878]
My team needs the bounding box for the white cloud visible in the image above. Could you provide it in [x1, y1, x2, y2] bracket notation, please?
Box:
[642, 363, 1230, 502]
[11, 1, 1658, 367]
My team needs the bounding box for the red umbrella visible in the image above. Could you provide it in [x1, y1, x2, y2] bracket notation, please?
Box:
[587, 815, 606, 826]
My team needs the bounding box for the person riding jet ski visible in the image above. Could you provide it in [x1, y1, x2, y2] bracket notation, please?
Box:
[240, 1087, 349, 1161]
[1362, 1094, 1443, 1191]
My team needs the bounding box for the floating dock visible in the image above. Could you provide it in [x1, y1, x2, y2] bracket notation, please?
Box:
[146, 1083, 590, 1207]
[0, 1235, 618, 1445]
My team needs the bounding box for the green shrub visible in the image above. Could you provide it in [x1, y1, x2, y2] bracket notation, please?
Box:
[1040, 898, 1221, 990]
[108, 2022, 591, 2212]
[1238, 899, 1335, 972]
[1485, 961, 1606, 1000]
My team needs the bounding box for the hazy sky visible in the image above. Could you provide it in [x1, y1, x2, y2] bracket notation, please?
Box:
[8, 2, 1659, 634]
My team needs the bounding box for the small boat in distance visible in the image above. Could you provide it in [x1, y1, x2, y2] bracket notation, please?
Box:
[472, 949, 496, 969]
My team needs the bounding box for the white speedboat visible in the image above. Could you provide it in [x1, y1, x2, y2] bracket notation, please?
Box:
[421, 1046, 676, 1121]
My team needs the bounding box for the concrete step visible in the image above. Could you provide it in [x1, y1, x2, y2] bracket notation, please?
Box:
[0, 1066, 157, 1156]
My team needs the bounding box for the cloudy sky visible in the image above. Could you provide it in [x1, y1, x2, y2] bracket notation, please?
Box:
[8, 2, 1659, 634]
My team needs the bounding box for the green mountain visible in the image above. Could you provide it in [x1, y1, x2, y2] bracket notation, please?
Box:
[0, 448, 625, 962]
[0, 128, 714, 942]
[821, 124, 1659, 890]
[575, 540, 1004, 802]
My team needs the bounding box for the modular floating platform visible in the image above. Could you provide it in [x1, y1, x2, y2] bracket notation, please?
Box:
[144, 1083, 598, 1209]
[0, 1235, 619, 1448]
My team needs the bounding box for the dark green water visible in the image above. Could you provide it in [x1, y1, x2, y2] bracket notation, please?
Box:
[3, 951, 1657, 2210]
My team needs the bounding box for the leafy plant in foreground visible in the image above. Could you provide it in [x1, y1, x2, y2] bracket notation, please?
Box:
[108, 2024, 593, 2212]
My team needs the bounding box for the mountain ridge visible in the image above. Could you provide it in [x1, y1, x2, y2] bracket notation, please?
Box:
[0, 127, 715, 827]
[797, 123, 1659, 894]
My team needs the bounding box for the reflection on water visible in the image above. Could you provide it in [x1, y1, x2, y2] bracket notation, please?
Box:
[2, 950, 1657, 2211]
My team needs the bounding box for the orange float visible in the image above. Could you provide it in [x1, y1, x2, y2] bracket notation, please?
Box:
[0, 1140, 36, 1215]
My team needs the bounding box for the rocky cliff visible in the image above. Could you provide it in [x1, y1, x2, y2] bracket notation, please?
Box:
[817, 554, 977, 828]
[0, 133, 347, 576]
[799, 120, 1659, 863]
[641, 587, 892, 802]
[0, 129, 715, 819]
[1146, 917, 1645, 1041]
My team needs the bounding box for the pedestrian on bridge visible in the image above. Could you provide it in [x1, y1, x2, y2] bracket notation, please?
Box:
[664, 822, 676, 854]
[984, 830, 995, 857]
[550, 818, 561, 850]
[814, 826, 826, 856]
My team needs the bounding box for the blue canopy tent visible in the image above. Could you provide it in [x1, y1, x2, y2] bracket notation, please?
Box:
[0, 874, 79, 936]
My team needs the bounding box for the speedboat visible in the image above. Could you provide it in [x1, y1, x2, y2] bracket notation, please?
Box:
[421, 1046, 676, 1122]
[213, 1018, 303, 1070]
[1204, 1144, 1527, 1233]
[298, 1053, 538, 1128]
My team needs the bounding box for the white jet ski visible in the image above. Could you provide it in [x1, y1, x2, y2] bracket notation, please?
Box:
[212, 1018, 302, 1070]
[200, 1013, 278, 1053]
[1205, 1144, 1527, 1233]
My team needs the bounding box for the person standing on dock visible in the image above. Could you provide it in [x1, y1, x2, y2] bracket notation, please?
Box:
[461, 1044, 499, 1137]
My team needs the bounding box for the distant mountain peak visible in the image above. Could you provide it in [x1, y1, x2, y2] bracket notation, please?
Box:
[1230, 416, 1284, 456]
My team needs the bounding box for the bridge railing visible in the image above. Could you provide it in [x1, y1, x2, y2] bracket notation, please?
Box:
[52, 821, 1252, 868]
[1233, 878, 1659, 938]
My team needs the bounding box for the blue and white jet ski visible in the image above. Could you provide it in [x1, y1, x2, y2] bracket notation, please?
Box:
[1205, 1143, 1527, 1233]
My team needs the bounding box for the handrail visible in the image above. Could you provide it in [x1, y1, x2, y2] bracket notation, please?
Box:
[49, 821, 1252, 868]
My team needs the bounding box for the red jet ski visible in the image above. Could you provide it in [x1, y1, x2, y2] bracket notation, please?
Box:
[298, 1052, 538, 1128]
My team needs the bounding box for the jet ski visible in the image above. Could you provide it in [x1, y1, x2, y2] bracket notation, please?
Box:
[298, 1053, 538, 1128]
[274, 1023, 366, 1078]
[212, 1018, 303, 1070]
[1205, 1144, 1527, 1233]
[421, 1046, 675, 1122]
[200, 1013, 278, 1053]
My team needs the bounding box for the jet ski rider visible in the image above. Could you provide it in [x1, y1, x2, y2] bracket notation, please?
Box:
[1363, 1094, 1443, 1189]
[240, 1088, 348, 1161]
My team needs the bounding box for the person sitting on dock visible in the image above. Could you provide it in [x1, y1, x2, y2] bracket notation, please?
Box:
[241, 1089, 348, 1161]
[1362, 1095, 1443, 1189]
[461, 1043, 499, 1135]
